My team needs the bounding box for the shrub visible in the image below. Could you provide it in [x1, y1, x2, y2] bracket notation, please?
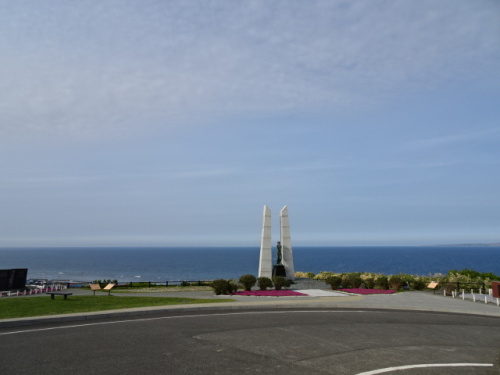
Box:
[239, 274, 257, 291]
[388, 275, 403, 291]
[228, 281, 239, 294]
[325, 275, 342, 290]
[412, 278, 428, 290]
[211, 279, 233, 295]
[362, 277, 375, 289]
[295, 271, 316, 279]
[443, 283, 456, 296]
[314, 271, 338, 280]
[374, 275, 389, 290]
[341, 273, 363, 289]
[273, 276, 291, 290]
[257, 277, 273, 291]
[399, 274, 420, 290]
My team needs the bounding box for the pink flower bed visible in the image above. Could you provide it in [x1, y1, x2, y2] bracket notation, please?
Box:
[339, 289, 396, 295]
[232, 290, 308, 297]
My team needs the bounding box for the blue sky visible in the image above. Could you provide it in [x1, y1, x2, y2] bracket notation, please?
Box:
[0, 1, 499, 247]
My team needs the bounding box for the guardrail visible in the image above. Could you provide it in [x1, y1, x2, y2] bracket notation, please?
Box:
[67, 280, 213, 288]
[439, 281, 486, 292]
[1, 280, 215, 297]
[1, 284, 67, 297]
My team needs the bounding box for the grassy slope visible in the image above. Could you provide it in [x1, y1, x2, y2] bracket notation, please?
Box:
[0, 295, 233, 319]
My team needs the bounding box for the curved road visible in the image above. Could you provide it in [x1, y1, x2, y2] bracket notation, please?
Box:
[1, 309, 499, 374]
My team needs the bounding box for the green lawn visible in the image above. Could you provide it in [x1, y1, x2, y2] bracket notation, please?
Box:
[0, 295, 234, 319]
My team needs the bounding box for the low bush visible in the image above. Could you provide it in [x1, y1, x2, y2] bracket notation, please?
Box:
[314, 271, 338, 280]
[362, 277, 375, 289]
[239, 274, 257, 291]
[443, 283, 456, 296]
[388, 275, 403, 291]
[412, 277, 428, 290]
[211, 279, 234, 295]
[257, 277, 273, 291]
[228, 281, 239, 294]
[373, 275, 388, 289]
[273, 276, 291, 290]
[325, 275, 342, 290]
[295, 271, 316, 279]
[341, 273, 363, 289]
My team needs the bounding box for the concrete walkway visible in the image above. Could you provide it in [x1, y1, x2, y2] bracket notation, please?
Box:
[1, 287, 500, 328]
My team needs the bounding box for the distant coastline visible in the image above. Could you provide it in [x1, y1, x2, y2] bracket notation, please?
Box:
[429, 242, 500, 247]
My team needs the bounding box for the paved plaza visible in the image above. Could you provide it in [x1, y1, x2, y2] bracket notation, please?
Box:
[1, 307, 499, 375]
[1, 285, 500, 374]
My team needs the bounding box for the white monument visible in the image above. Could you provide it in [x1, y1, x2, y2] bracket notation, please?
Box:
[258, 205, 273, 278]
[258, 205, 295, 280]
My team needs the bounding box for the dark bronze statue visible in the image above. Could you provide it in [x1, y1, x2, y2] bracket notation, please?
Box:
[276, 241, 282, 265]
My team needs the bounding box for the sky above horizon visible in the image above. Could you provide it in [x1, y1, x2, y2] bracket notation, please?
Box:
[1, 1, 499, 247]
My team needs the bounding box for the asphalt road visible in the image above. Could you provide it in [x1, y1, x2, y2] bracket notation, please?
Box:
[1, 308, 499, 375]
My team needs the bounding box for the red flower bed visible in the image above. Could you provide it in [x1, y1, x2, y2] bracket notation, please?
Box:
[338, 289, 396, 295]
[231, 290, 308, 297]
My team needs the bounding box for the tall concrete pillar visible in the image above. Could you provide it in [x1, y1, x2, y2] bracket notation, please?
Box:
[280, 206, 294, 280]
[258, 205, 272, 278]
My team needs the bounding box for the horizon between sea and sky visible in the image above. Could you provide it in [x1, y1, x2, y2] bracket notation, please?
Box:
[0, 1, 499, 248]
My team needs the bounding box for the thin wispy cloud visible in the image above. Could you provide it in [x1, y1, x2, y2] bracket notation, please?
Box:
[405, 128, 500, 150]
[174, 167, 239, 178]
[1, 1, 499, 246]
[0, 1, 498, 139]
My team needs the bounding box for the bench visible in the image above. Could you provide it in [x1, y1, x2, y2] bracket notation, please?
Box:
[47, 292, 73, 300]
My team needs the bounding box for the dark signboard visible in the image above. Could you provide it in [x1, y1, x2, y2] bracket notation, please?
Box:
[0, 269, 28, 290]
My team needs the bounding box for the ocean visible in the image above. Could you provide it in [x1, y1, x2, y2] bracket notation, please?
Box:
[0, 246, 498, 282]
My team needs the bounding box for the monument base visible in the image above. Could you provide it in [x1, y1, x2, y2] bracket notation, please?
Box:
[272, 264, 286, 278]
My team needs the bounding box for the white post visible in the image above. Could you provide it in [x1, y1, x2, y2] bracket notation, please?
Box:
[443, 289, 446, 296]
[473, 294, 476, 302]
[485, 296, 488, 304]
[462, 290, 465, 300]
[497, 298, 499, 307]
